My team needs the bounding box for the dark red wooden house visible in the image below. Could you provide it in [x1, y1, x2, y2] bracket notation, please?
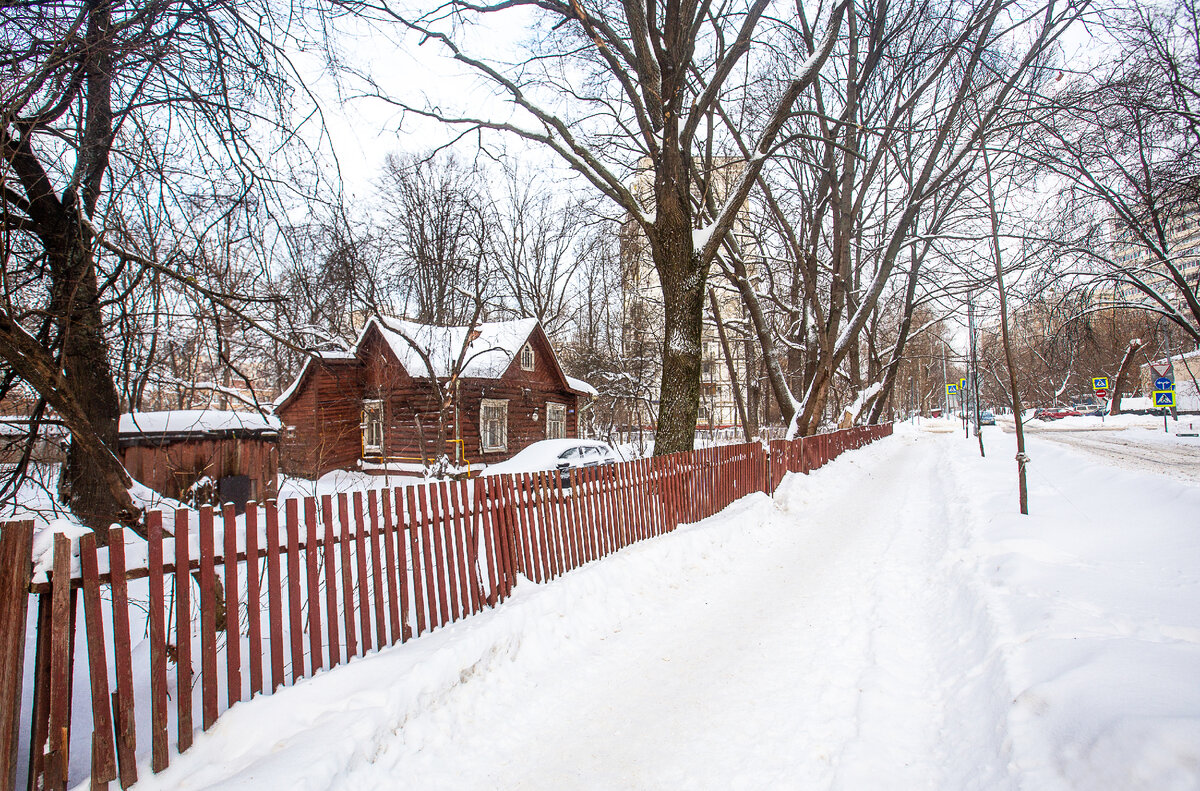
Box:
[274, 317, 596, 477]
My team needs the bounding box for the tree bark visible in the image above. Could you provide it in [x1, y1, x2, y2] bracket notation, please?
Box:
[1108, 339, 1144, 416]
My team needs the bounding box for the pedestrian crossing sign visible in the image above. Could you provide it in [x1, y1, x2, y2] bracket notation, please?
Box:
[1154, 390, 1176, 408]
[1092, 377, 1109, 390]
[946, 383, 958, 396]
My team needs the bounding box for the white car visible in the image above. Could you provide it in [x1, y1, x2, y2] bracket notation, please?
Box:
[483, 439, 619, 483]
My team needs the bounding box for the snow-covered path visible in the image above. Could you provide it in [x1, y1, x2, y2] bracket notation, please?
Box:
[133, 427, 1200, 791]
[327, 433, 1007, 791]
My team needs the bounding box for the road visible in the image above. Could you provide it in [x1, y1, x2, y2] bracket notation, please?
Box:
[1030, 430, 1200, 484]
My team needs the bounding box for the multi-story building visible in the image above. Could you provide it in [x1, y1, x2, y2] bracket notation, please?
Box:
[1107, 204, 1200, 313]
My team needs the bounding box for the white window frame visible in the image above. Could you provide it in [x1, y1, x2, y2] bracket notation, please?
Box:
[480, 398, 509, 452]
[520, 342, 535, 371]
[546, 402, 567, 439]
[361, 399, 384, 456]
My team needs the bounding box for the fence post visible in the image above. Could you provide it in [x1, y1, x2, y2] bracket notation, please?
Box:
[0, 521, 33, 791]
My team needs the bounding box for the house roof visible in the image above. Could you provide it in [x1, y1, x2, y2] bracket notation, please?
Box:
[273, 316, 596, 413]
[364, 316, 540, 379]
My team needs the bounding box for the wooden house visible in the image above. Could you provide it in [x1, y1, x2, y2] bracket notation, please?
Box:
[118, 410, 280, 511]
[274, 317, 596, 478]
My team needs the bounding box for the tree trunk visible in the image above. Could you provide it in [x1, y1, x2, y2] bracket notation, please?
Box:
[868, 247, 922, 425]
[654, 252, 705, 455]
[1108, 339, 1144, 416]
[55, 240, 128, 533]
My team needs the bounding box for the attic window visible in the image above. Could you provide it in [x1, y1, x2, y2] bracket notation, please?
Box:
[520, 343, 535, 371]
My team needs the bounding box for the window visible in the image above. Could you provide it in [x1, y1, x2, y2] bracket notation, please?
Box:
[480, 398, 508, 452]
[546, 402, 567, 439]
[520, 343, 535, 371]
[361, 399, 384, 456]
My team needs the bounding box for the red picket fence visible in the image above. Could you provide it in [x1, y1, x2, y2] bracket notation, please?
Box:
[0, 423, 890, 791]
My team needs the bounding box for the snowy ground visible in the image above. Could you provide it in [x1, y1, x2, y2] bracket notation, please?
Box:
[996, 413, 1200, 483]
[125, 425, 1200, 791]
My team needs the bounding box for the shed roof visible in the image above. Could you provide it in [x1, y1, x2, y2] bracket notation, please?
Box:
[119, 410, 281, 445]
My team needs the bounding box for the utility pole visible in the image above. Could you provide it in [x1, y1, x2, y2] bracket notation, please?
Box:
[942, 343, 949, 417]
[969, 292, 984, 457]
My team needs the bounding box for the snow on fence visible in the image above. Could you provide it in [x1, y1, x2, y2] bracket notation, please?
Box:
[0, 424, 891, 791]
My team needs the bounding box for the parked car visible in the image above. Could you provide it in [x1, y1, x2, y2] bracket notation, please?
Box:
[482, 438, 620, 483]
[1035, 407, 1081, 420]
[979, 410, 996, 426]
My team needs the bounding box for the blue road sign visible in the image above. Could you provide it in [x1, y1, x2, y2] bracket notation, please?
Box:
[1092, 377, 1109, 390]
[946, 383, 958, 396]
[1155, 376, 1175, 391]
[1154, 390, 1176, 407]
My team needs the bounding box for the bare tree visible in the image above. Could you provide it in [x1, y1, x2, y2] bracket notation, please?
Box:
[1028, 0, 1200, 345]
[708, 0, 1084, 435]
[377, 153, 493, 326]
[0, 1, 329, 532]
[491, 165, 589, 336]
[338, 0, 847, 455]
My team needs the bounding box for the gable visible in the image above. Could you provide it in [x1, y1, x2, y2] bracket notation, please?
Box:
[495, 324, 574, 392]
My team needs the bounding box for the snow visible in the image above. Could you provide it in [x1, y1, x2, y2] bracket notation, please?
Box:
[119, 410, 281, 436]
[369, 316, 539, 379]
[565, 375, 598, 396]
[120, 425, 1200, 791]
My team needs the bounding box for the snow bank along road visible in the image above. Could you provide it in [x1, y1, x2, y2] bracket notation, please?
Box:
[136, 427, 1200, 791]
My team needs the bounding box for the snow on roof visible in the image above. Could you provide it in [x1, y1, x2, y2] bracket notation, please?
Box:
[565, 376, 598, 396]
[367, 316, 540, 379]
[119, 410, 281, 437]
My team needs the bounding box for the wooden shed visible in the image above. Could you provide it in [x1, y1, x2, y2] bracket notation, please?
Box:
[274, 317, 597, 478]
[119, 410, 280, 511]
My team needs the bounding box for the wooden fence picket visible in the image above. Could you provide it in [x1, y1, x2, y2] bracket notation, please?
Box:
[337, 494, 358, 657]
[286, 499, 305, 679]
[222, 504, 241, 709]
[197, 510, 218, 732]
[78, 533, 117, 788]
[174, 508, 194, 749]
[246, 504, 264, 697]
[352, 492, 372, 653]
[368, 490, 389, 646]
[147, 514, 169, 773]
[304, 499, 323, 674]
[265, 501, 286, 689]
[320, 495, 341, 668]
